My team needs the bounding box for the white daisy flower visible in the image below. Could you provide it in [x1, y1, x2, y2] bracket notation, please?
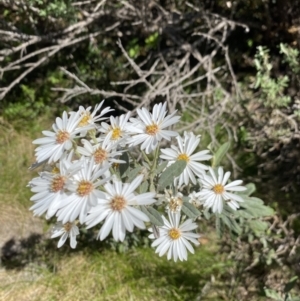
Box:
[77, 139, 125, 167]
[75, 100, 113, 130]
[160, 132, 212, 186]
[85, 175, 156, 242]
[99, 112, 131, 146]
[51, 221, 79, 248]
[128, 102, 180, 154]
[29, 158, 81, 219]
[149, 211, 200, 262]
[197, 167, 247, 213]
[56, 158, 110, 224]
[33, 110, 89, 164]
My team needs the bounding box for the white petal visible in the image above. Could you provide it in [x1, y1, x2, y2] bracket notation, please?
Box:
[121, 209, 134, 232]
[112, 213, 121, 241]
[57, 232, 68, 248]
[181, 237, 195, 254]
[158, 240, 171, 257]
[70, 234, 78, 248]
[221, 171, 231, 186]
[99, 212, 115, 240]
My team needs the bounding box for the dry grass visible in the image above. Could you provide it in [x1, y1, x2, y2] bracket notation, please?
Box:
[0, 118, 46, 300]
[0, 117, 36, 204]
[0, 246, 227, 301]
[0, 118, 43, 248]
[0, 203, 43, 250]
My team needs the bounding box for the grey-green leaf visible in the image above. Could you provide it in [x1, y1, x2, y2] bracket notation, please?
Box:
[249, 220, 269, 234]
[139, 180, 149, 193]
[140, 206, 164, 226]
[155, 161, 169, 175]
[240, 196, 274, 217]
[238, 183, 256, 196]
[181, 202, 201, 218]
[212, 142, 230, 167]
[158, 160, 187, 189]
[220, 214, 242, 235]
[127, 166, 143, 182]
[142, 161, 150, 169]
[203, 208, 211, 220]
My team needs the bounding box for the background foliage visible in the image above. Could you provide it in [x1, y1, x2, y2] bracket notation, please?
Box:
[1, 0, 300, 300]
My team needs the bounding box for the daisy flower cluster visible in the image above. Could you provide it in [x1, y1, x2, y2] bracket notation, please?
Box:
[28, 101, 248, 262]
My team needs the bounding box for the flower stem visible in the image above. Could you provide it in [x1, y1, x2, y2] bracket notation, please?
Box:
[149, 145, 160, 192]
[141, 150, 151, 166]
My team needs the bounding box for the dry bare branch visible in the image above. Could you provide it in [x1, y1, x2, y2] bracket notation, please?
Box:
[1, 1, 248, 175]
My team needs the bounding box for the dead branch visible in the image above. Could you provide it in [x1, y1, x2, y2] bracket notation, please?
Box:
[1, 1, 247, 176]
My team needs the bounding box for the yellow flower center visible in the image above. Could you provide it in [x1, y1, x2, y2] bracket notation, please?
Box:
[111, 127, 122, 140]
[110, 195, 126, 211]
[56, 130, 70, 144]
[63, 222, 72, 232]
[145, 124, 159, 136]
[177, 153, 190, 162]
[94, 148, 108, 164]
[79, 113, 91, 127]
[213, 184, 224, 194]
[51, 175, 66, 192]
[168, 228, 181, 240]
[77, 181, 93, 196]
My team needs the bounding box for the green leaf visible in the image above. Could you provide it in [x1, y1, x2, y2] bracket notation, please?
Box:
[140, 206, 164, 226]
[127, 166, 143, 182]
[284, 276, 298, 293]
[212, 142, 230, 167]
[28, 160, 46, 170]
[158, 160, 187, 189]
[21, 84, 36, 101]
[215, 216, 223, 238]
[181, 202, 201, 219]
[264, 288, 282, 300]
[119, 152, 130, 177]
